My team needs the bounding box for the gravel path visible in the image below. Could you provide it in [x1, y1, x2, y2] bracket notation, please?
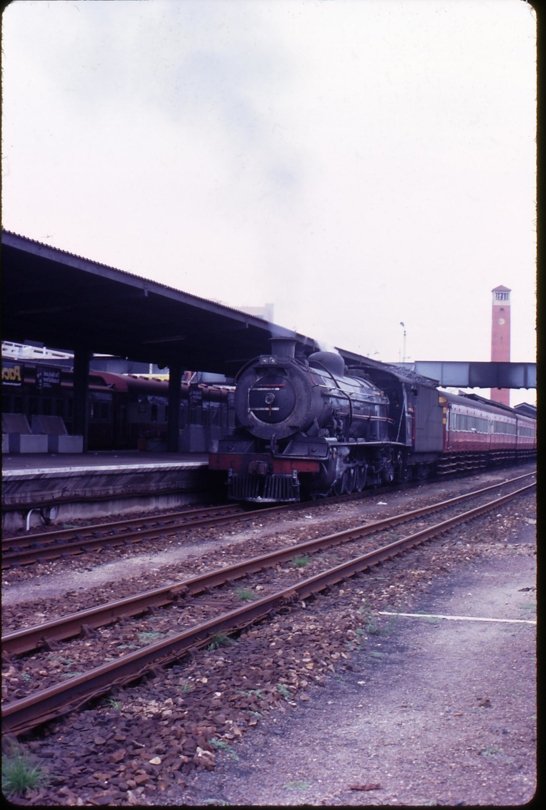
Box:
[162, 526, 536, 806]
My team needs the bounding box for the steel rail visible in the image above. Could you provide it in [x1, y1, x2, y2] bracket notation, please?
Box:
[2, 503, 248, 551]
[1, 470, 535, 569]
[2, 475, 535, 656]
[2, 483, 367, 553]
[1, 482, 534, 736]
[4, 503, 244, 544]
[1, 505, 280, 568]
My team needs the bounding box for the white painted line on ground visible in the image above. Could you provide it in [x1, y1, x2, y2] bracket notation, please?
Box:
[377, 611, 536, 626]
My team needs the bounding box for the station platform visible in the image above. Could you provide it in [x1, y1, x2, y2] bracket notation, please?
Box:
[2, 451, 216, 532]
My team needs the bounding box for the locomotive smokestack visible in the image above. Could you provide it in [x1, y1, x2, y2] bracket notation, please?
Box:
[270, 337, 297, 359]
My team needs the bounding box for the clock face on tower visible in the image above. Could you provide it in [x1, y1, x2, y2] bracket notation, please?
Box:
[498, 318, 505, 325]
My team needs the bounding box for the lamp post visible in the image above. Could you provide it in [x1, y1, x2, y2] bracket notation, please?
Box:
[400, 322, 407, 363]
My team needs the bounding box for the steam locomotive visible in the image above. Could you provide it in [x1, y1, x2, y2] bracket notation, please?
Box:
[209, 338, 536, 502]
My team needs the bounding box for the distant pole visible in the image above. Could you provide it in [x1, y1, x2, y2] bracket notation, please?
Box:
[167, 361, 183, 452]
[400, 322, 407, 363]
[73, 346, 90, 451]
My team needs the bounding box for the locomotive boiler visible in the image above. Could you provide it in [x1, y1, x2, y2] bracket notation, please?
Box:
[209, 338, 406, 501]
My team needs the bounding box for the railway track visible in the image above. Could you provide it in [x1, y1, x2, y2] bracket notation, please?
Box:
[1, 502, 285, 568]
[2, 483, 402, 568]
[2, 468, 534, 569]
[0, 487, 415, 568]
[2, 472, 535, 737]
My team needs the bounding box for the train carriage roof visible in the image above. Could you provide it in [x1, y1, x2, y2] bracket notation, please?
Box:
[344, 356, 439, 389]
[438, 389, 526, 418]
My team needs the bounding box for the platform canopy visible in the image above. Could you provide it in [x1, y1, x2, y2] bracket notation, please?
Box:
[3, 231, 536, 389]
[2, 231, 316, 374]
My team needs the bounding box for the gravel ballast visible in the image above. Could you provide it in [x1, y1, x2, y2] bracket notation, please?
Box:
[168, 548, 536, 806]
[2, 470, 536, 806]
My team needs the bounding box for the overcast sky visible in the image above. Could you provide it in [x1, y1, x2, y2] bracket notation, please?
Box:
[2, 0, 536, 400]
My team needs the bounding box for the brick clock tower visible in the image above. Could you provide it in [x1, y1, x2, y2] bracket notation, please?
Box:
[490, 285, 511, 406]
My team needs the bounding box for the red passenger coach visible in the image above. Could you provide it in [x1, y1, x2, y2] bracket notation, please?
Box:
[438, 390, 536, 470]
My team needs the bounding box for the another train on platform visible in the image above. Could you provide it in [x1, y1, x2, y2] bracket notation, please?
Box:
[209, 337, 536, 503]
[1, 359, 234, 452]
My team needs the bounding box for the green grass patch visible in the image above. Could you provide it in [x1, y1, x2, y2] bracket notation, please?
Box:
[235, 587, 256, 601]
[239, 688, 264, 699]
[479, 746, 502, 759]
[137, 630, 165, 643]
[291, 554, 311, 568]
[207, 633, 236, 650]
[2, 752, 47, 797]
[284, 780, 311, 791]
[209, 738, 239, 760]
[276, 682, 292, 701]
[358, 606, 381, 635]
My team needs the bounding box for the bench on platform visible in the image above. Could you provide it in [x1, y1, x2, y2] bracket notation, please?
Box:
[30, 415, 84, 453]
[2, 413, 48, 454]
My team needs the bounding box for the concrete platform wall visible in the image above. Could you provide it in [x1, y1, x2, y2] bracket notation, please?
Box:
[2, 457, 216, 531]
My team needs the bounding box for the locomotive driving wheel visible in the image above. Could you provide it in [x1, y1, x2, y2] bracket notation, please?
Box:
[333, 466, 359, 495]
[382, 461, 395, 484]
[343, 467, 356, 494]
[354, 463, 367, 492]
